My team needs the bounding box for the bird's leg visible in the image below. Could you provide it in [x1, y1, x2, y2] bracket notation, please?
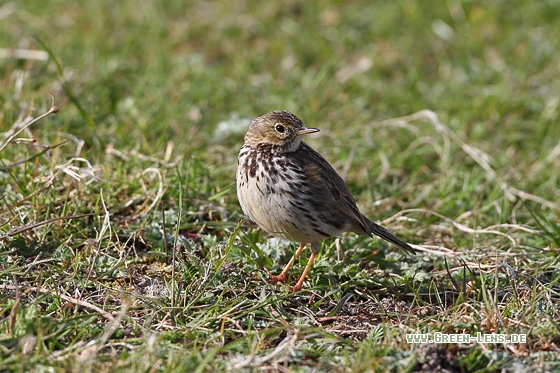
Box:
[290, 243, 319, 292]
[270, 243, 306, 284]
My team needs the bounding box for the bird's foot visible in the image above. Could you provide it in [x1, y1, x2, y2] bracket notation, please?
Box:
[289, 284, 302, 292]
[270, 274, 288, 284]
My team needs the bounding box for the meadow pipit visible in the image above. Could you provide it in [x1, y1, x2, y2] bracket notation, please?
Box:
[237, 110, 415, 292]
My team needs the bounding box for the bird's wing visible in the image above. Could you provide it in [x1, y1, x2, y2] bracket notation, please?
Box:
[296, 142, 371, 234]
[297, 142, 415, 255]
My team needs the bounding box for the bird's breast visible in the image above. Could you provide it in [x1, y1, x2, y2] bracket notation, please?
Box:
[236, 147, 334, 243]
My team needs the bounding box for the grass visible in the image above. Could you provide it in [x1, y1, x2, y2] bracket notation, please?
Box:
[1, 0, 560, 371]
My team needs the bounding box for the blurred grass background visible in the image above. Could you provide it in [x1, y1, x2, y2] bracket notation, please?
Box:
[1, 0, 559, 371]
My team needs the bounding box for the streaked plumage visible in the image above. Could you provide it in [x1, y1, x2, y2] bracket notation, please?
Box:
[236, 110, 415, 291]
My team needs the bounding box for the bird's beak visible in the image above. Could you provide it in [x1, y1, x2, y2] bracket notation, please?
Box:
[297, 127, 320, 136]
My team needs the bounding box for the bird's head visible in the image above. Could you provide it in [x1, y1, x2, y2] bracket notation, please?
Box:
[243, 110, 319, 152]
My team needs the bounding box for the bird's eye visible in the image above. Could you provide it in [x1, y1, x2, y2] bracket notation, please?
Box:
[275, 124, 285, 133]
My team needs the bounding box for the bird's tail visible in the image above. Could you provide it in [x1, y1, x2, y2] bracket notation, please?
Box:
[367, 220, 416, 255]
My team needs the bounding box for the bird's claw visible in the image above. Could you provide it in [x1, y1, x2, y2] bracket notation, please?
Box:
[289, 284, 302, 292]
[270, 274, 288, 284]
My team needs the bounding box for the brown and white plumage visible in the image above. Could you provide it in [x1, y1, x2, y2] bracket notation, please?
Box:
[236, 110, 415, 291]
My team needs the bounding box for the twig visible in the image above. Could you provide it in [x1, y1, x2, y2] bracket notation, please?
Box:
[1, 213, 94, 241]
[136, 167, 165, 217]
[0, 93, 58, 153]
[0, 48, 49, 61]
[507, 186, 559, 212]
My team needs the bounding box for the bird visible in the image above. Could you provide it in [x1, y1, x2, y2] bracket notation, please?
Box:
[236, 110, 415, 292]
